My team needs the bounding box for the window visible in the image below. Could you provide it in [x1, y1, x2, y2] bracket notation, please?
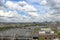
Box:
[46, 32, 50, 34]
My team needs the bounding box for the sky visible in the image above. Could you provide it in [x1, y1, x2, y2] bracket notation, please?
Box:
[0, 0, 60, 22]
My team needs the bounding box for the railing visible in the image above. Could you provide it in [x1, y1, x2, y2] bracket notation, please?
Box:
[0, 36, 32, 40]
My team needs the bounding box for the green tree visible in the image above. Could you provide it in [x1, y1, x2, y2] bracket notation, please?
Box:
[38, 36, 44, 40]
[57, 31, 60, 35]
[33, 28, 40, 34]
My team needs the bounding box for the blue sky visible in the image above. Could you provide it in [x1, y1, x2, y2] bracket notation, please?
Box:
[0, 0, 60, 22]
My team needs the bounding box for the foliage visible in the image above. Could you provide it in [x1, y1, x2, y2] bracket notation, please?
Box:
[0, 26, 15, 31]
[57, 31, 60, 35]
[38, 37, 44, 40]
[33, 28, 40, 34]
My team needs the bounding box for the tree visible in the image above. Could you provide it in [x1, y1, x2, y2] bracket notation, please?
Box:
[33, 28, 40, 34]
[57, 31, 60, 35]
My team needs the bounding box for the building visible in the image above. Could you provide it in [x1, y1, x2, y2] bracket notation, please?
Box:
[0, 28, 33, 40]
[0, 28, 40, 40]
[38, 27, 57, 40]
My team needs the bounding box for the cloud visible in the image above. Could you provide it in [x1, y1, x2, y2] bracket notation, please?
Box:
[31, 0, 60, 22]
[27, 0, 47, 5]
[0, 10, 21, 22]
[0, 10, 13, 17]
[1, 0, 60, 22]
[40, 0, 47, 5]
[6, 1, 39, 17]
[6, 1, 19, 10]
[44, 0, 60, 21]
[0, 10, 33, 22]
[0, 0, 41, 22]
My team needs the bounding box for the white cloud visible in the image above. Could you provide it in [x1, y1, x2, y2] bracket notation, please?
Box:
[6, 1, 19, 10]
[23, 4, 39, 17]
[54, 0, 60, 3]
[40, 0, 47, 5]
[42, 12, 60, 22]
[0, 10, 21, 22]
[0, 10, 13, 17]
[1, 0, 55, 22]
[34, 0, 60, 22]
[0, 10, 32, 22]
[27, 0, 47, 5]
[0, 0, 41, 22]
[5, 1, 39, 18]
[27, 12, 39, 17]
